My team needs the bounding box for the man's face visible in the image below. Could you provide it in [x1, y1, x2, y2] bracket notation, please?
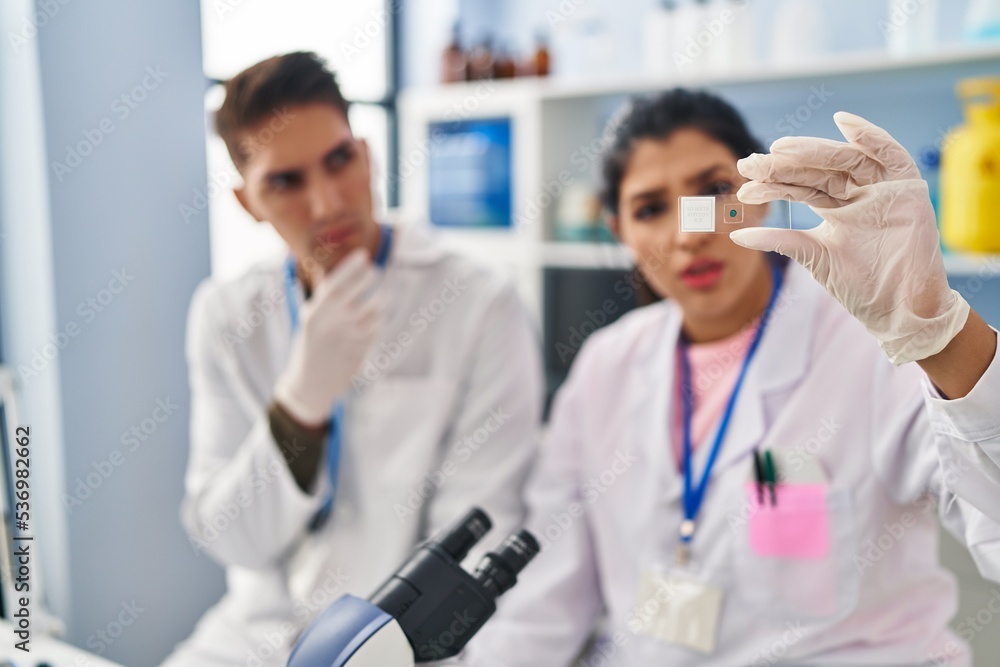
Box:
[234, 103, 377, 275]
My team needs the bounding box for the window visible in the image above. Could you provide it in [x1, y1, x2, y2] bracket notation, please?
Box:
[200, 0, 398, 279]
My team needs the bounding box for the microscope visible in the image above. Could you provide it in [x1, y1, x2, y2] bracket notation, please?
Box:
[287, 508, 539, 666]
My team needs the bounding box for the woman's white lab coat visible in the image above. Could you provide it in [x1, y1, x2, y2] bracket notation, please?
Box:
[161, 225, 543, 667]
[465, 262, 1000, 667]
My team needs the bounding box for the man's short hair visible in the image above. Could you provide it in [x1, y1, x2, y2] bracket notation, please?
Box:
[215, 51, 350, 169]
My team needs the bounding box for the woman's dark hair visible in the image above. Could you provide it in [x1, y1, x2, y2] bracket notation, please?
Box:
[600, 88, 766, 216]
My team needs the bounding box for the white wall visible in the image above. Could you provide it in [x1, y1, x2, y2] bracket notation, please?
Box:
[0, 0, 72, 629]
[1, 1, 224, 664]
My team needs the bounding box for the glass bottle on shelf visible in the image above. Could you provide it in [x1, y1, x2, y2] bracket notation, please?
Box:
[532, 32, 551, 77]
[467, 39, 496, 81]
[441, 23, 468, 84]
[494, 45, 517, 79]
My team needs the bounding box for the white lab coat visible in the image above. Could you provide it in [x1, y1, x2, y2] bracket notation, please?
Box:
[464, 262, 1000, 667]
[161, 224, 543, 667]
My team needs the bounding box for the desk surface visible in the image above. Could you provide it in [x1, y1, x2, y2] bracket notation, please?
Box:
[0, 622, 124, 667]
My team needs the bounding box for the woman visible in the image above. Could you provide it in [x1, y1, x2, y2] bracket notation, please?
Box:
[463, 90, 1000, 666]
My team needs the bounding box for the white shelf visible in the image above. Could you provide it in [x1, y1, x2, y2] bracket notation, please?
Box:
[414, 44, 1000, 103]
[401, 45, 1000, 325]
[541, 241, 1000, 278]
[541, 241, 632, 270]
[942, 252, 1000, 276]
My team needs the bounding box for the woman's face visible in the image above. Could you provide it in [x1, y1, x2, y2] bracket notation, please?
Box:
[612, 128, 772, 337]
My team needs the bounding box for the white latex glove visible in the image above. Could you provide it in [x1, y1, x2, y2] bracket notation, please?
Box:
[730, 111, 970, 365]
[273, 248, 381, 426]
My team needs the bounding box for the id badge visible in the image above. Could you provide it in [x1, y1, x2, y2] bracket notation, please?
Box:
[634, 568, 724, 653]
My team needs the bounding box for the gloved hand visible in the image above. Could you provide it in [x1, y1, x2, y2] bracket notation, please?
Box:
[730, 111, 970, 365]
[273, 248, 381, 426]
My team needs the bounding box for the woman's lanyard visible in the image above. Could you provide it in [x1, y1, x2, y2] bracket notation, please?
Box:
[282, 224, 393, 531]
[675, 259, 783, 566]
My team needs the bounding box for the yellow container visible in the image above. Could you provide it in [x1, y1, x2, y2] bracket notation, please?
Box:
[940, 77, 1000, 253]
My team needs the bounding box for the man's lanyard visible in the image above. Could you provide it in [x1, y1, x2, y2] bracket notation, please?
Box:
[283, 225, 394, 324]
[282, 224, 393, 531]
[675, 259, 783, 565]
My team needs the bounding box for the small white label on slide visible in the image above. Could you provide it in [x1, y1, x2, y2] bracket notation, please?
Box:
[680, 197, 716, 233]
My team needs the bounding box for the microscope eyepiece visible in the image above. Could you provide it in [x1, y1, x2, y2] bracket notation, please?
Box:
[366, 509, 540, 662]
[435, 507, 492, 561]
[472, 529, 540, 600]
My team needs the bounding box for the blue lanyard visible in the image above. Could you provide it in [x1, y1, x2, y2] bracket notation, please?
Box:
[282, 225, 393, 530]
[283, 224, 394, 327]
[677, 260, 783, 549]
[284, 225, 394, 320]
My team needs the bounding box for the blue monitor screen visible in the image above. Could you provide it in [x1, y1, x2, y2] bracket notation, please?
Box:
[428, 117, 512, 228]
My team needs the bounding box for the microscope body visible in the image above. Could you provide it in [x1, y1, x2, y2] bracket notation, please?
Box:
[287, 508, 537, 667]
[285, 595, 414, 667]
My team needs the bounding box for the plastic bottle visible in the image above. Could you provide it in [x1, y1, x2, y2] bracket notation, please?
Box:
[884, 0, 938, 57]
[940, 77, 1000, 253]
[769, 0, 829, 66]
[964, 0, 1000, 43]
[710, 0, 755, 73]
[643, 0, 677, 76]
[672, 0, 711, 74]
[916, 147, 941, 221]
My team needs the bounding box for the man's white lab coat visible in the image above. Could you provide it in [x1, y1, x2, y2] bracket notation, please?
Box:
[161, 224, 542, 667]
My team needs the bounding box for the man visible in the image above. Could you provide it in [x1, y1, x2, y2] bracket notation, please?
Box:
[161, 52, 542, 667]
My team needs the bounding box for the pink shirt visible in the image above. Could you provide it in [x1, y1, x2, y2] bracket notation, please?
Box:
[672, 323, 759, 470]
